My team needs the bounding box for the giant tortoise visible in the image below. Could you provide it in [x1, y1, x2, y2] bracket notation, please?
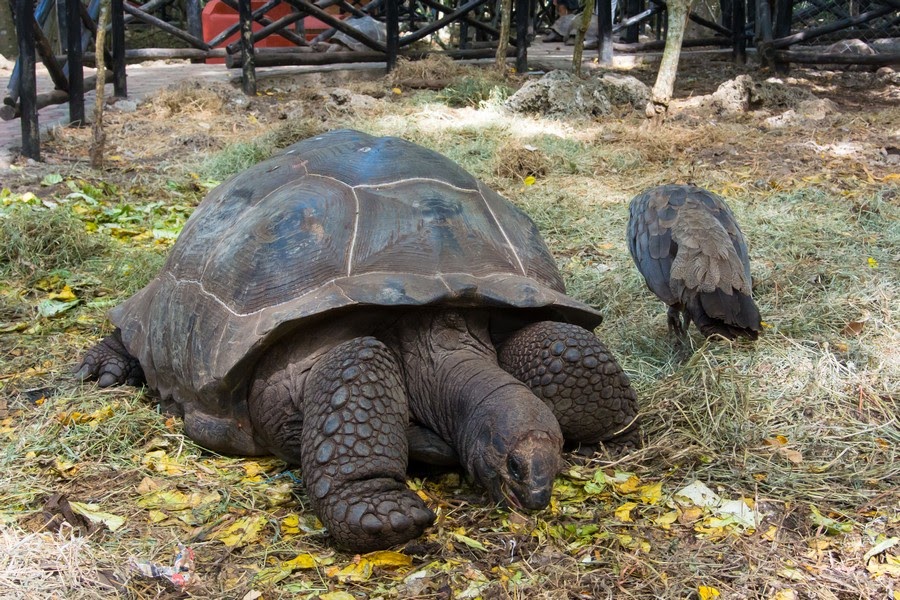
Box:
[627, 184, 762, 340]
[76, 129, 639, 552]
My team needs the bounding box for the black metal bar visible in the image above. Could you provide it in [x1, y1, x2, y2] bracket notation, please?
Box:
[772, 0, 790, 73]
[282, 0, 387, 51]
[121, 0, 170, 25]
[769, 4, 897, 49]
[66, 0, 85, 124]
[218, 0, 308, 49]
[32, 18, 70, 91]
[514, 0, 527, 72]
[110, 0, 126, 96]
[239, 0, 256, 94]
[597, 0, 613, 64]
[418, 0, 513, 44]
[386, 0, 399, 71]
[221, 0, 309, 52]
[308, 0, 383, 44]
[336, 0, 366, 17]
[16, 0, 40, 159]
[399, 0, 490, 45]
[732, 0, 745, 63]
[122, 2, 211, 49]
[459, 17, 468, 48]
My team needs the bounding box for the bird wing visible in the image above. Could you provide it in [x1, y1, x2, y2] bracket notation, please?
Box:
[627, 186, 680, 306]
[669, 189, 753, 297]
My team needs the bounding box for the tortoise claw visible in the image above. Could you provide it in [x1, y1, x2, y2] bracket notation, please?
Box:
[74, 329, 145, 388]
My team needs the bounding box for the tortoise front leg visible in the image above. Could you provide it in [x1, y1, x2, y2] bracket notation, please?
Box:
[498, 322, 640, 450]
[252, 336, 435, 552]
[74, 328, 145, 387]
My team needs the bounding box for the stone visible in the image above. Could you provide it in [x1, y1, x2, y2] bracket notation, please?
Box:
[504, 70, 650, 117]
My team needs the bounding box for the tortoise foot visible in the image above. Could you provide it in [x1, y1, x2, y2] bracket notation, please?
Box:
[498, 321, 640, 446]
[297, 337, 433, 551]
[322, 478, 435, 552]
[74, 329, 145, 387]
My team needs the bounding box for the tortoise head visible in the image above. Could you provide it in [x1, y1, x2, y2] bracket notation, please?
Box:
[467, 408, 564, 511]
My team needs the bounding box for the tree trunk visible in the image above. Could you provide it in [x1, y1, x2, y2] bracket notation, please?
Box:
[645, 0, 692, 123]
[572, 0, 596, 76]
[495, 0, 513, 70]
[90, 0, 110, 169]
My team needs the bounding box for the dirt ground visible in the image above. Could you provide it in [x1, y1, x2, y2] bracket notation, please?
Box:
[0, 54, 898, 600]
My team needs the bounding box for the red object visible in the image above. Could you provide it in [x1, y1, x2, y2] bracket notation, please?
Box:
[201, 0, 332, 63]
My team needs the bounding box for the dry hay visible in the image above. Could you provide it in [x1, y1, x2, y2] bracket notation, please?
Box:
[0, 526, 121, 599]
[143, 80, 238, 117]
[387, 54, 468, 84]
[492, 143, 552, 180]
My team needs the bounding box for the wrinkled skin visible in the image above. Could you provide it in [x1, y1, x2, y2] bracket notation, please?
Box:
[77, 309, 639, 551]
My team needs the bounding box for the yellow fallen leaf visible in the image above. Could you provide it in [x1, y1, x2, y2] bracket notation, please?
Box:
[48, 285, 77, 301]
[141, 450, 186, 475]
[320, 593, 355, 600]
[698, 585, 720, 600]
[679, 506, 704, 524]
[615, 474, 641, 495]
[772, 590, 797, 600]
[866, 553, 900, 578]
[392, 87, 402, 95]
[281, 513, 301, 535]
[362, 550, 412, 568]
[327, 557, 374, 582]
[68, 501, 125, 531]
[615, 501, 638, 522]
[654, 510, 678, 528]
[765, 435, 789, 447]
[639, 481, 663, 505]
[213, 515, 267, 548]
[867, 257, 878, 268]
[523, 175, 536, 186]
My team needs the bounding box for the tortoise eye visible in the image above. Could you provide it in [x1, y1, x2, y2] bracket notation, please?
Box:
[507, 455, 525, 482]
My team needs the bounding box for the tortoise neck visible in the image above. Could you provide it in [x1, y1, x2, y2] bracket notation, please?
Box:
[389, 310, 560, 473]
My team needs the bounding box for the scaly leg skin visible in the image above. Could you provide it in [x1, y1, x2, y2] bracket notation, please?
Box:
[667, 305, 688, 339]
[300, 337, 434, 552]
[73, 328, 145, 387]
[498, 322, 640, 451]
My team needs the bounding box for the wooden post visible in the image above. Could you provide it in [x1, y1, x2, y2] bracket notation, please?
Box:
[731, 0, 745, 63]
[110, 0, 126, 96]
[66, 0, 85, 124]
[755, 0, 773, 67]
[16, 0, 39, 160]
[624, 0, 642, 42]
[496, 0, 512, 70]
[773, 0, 790, 73]
[239, 0, 256, 94]
[597, 0, 613, 65]
[385, 0, 399, 72]
[186, 0, 202, 40]
[514, 0, 528, 73]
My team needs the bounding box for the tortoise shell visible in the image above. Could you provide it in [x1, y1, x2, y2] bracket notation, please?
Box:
[110, 130, 602, 449]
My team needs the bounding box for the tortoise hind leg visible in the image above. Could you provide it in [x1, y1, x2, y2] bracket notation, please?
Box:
[251, 336, 434, 551]
[74, 328, 145, 387]
[498, 322, 640, 451]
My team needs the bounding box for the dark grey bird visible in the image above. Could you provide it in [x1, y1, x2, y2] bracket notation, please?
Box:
[626, 184, 762, 340]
